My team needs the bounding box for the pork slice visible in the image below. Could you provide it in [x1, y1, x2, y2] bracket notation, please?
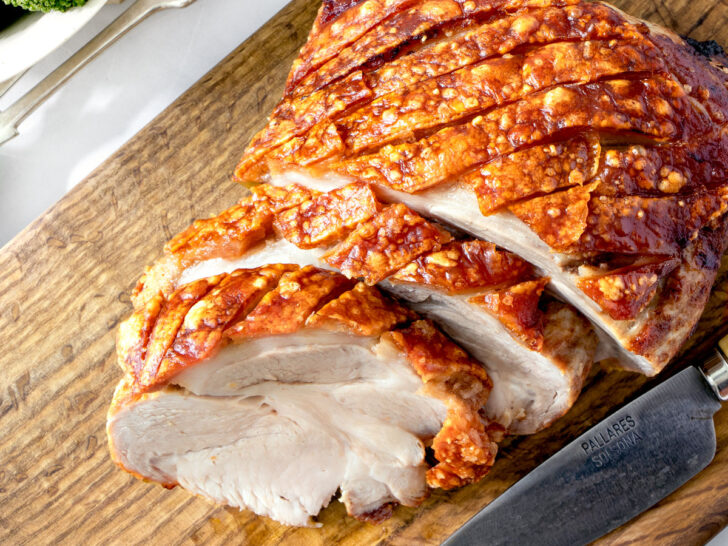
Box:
[237, 0, 728, 379]
[383, 240, 595, 433]
[108, 332, 444, 526]
[271, 168, 721, 375]
[109, 266, 496, 525]
[368, 180, 726, 375]
[160, 190, 596, 433]
[236, 1, 655, 182]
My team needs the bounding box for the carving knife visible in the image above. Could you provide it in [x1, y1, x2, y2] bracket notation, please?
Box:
[444, 335, 728, 546]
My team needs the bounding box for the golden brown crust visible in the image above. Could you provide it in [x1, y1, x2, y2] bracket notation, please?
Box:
[121, 266, 411, 393]
[225, 266, 356, 339]
[132, 200, 276, 309]
[131, 255, 184, 310]
[469, 277, 549, 351]
[290, 0, 591, 102]
[231, 4, 728, 385]
[164, 200, 272, 265]
[120, 266, 294, 391]
[307, 282, 415, 336]
[386, 320, 496, 489]
[130, 183, 437, 307]
[468, 135, 599, 214]
[117, 293, 164, 376]
[128, 176, 573, 374]
[239, 126, 345, 184]
[126, 181, 557, 389]
[130, 184, 512, 312]
[156, 266, 294, 385]
[236, 1, 647, 180]
[237, 72, 372, 181]
[131, 197, 276, 309]
[365, 0, 643, 97]
[294, 0, 464, 98]
[287, 0, 597, 99]
[390, 240, 532, 293]
[274, 182, 380, 248]
[577, 258, 680, 320]
[324, 203, 453, 284]
[250, 183, 318, 213]
[334, 76, 698, 193]
[140, 277, 222, 389]
[137, 0, 728, 385]
[592, 141, 727, 198]
[337, 39, 660, 154]
[575, 190, 728, 255]
[233, 1, 728, 381]
[338, 53, 524, 153]
[285, 0, 414, 95]
[236, 2, 709, 186]
[509, 183, 597, 250]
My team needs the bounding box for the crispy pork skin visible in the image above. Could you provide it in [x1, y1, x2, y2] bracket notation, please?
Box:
[111, 0, 728, 528]
[384, 280, 594, 433]
[235, 0, 728, 375]
[384, 240, 595, 433]
[127, 184, 596, 434]
[109, 266, 496, 526]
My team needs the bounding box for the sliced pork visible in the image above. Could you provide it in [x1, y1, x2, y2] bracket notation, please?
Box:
[235, 0, 728, 376]
[128, 183, 596, 434]
[384, 241, 595, 433]
[110, 0, 728, 529]
[109, 265, 497, 526]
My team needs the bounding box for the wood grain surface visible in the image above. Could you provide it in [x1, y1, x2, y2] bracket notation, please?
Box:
[1, 0, 728, 544]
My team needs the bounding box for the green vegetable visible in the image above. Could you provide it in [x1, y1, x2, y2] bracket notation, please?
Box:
[1, 0, 88, 13]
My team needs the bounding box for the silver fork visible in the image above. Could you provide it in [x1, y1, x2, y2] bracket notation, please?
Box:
[0, 72, 25, 99]
[0, 0, 197, 145]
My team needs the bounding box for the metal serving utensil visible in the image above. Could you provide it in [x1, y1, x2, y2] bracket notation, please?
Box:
[0, 0, 197, 145]
[0, 72, 25, 99]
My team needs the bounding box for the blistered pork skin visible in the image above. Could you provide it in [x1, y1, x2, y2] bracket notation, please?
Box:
[234, 0, 728, 375]
[129, 183, 596, 434]
[109, 265, 496, 526]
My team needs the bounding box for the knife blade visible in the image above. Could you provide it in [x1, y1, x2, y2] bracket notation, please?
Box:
[444, 338, 728, 546]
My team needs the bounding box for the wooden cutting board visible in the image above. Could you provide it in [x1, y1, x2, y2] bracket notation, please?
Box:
[2, 0, 728, 543]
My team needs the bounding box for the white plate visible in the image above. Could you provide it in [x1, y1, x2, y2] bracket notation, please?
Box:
[0, 0, 107, 83]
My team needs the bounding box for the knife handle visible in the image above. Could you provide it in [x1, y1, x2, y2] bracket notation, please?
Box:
[700, 337, 728, 401]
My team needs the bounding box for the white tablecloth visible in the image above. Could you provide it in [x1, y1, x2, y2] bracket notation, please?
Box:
[0, 0, 288, 245]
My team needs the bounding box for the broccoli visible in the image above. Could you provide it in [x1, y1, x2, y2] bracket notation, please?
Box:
[2, 0, 88, 13]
